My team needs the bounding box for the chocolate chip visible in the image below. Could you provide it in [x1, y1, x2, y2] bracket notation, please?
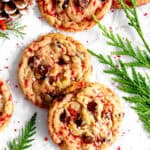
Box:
[97, 137, 106, 143]
[38, 65, 49, 76]
[87, 101, 97, 112]
[62, 0, 69, 9]
[28, 56, 39, 69]
[60, 110, 66, 122]
[75, 0, 89, 8]
[74, 115, 82, 127]
[82, 135, 95, 144]
[58, 57, 66, 65]
[35, 65, 50, 80]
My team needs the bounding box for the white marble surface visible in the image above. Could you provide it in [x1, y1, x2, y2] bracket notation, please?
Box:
[0, 2, 150, 150]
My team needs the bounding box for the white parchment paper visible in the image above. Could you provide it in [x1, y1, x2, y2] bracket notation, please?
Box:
[0, 2, 150, 150]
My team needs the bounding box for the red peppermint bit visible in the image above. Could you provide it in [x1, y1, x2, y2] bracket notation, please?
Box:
[8, 94, 12, 101]
[14, 129, 17, 132]
[93, 0, 96, 6]
[109, 26, 112, 30]
[44, 136, 48, 141]
[38, 16, 43, 20]
[24, 79, 28, 88]
[4, 66, 8, 69]
[57, 131, 63, 136]
[117, 146, 121, 150]
[77, 82, 87, 88]
[144, 13, 148, 16]
[82, 62, 86, 68]
[68, 108, 78, 118]
[0, 19, 7, 31]
[121, 131, 126, 136]
[0, 81, 3, 88]
[56, 73, 61, 79]
[111, 9, 114, 12]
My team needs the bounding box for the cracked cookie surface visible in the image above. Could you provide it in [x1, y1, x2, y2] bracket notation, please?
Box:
[38, 0, 112, 32]
[0, 79, 13, 131]
[18, 33, 92, 108]
[48, 82, 123, 150]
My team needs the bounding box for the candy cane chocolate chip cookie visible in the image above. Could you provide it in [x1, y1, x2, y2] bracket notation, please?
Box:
[48, 82, 123, 150]
[0, 79, 13, 131]
[112, 0, 150, 8]
[38, 0, 112, 32]
[18, 33, 92, 108]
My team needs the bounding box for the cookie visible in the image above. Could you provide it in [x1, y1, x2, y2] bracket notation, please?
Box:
[37, 0, 112, 32]
[18, 33, 92, 108]
[0, 79, 13, 131]
[48, 82, 123, 150]
[112, 0, 150, 8]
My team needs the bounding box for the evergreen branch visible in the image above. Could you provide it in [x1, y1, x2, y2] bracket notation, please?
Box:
[88, 50, 150, 132]
[6, 113, 37, 150]
[134, 103, 150, 132]
[0, 32, 9, 39]
[89, 49, 150, 98]
[6, 21, 26, 39]
[93, 16, 150, 68]
[124, 96, 150, 132]
[118, 0, 150, 52]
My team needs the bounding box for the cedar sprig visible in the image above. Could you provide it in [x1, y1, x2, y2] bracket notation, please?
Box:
[88, 50, 150, 97]
[118, 0, 150, 52]
[0, 31, 9, 39]
[6, 113, 37, 150]
[93, 15, 150, 68]
[125, 96, 150, 132]
[88, 50, 150, 132]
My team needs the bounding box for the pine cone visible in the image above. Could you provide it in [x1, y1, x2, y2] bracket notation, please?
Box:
[0, 0, 31, 19]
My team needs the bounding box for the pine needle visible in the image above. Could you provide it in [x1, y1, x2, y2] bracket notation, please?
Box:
[0, 32, 9, 39]
[93, 15, 150, 68]
[118, 0, 150, 52]
[6, 113, 37, 150]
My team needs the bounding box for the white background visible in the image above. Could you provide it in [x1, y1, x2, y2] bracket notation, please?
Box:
[0, 2, 150, 150]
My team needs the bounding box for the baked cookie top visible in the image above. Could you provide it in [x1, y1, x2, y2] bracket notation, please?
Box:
[38, 0, 112, 32]
[18, 33, 92, 108]
[0, 79, 13, 131]
[112, 0, 150, 8]
[48, 82, 123, 150]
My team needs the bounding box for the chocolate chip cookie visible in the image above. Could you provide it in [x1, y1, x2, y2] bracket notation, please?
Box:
[18, 33, 92, 108]
[38, 0, 112, 32]
[48, 82, 123, 150]
[0, 79, 13, 131]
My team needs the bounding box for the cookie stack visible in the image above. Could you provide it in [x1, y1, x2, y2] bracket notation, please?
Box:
[18, 33, 123, 150]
